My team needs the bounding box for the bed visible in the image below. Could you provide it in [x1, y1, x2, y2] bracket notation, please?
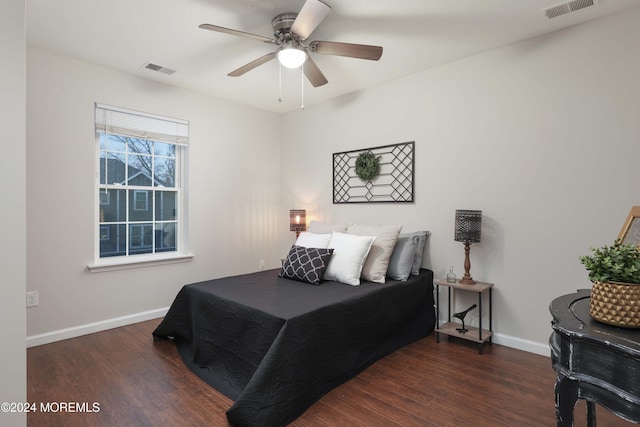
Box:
[153, 266, 434, 426]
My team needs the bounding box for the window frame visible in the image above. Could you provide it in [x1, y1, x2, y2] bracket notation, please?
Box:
[88, 103, 193, 272]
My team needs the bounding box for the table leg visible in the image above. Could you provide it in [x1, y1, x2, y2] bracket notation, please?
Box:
[555, 373, 579, 427]
[435, 284, 440, 343]
[478, 292, 483, 342]
[586, 401, 596, 427]
[489, 288, 493, 344]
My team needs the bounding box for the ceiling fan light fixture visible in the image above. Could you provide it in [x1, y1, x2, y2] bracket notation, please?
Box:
[278, 46, 307, 69]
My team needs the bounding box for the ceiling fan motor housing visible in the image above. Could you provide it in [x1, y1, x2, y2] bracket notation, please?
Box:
[272, 13, 298, 42]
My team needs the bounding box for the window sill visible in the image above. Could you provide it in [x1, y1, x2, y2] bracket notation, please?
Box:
[87, 253, 194, 273]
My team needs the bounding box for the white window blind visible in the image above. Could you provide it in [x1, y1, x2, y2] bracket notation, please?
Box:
[95, 103, 189, 146]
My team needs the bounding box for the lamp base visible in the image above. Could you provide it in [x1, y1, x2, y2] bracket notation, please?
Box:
[460, 242, 476, 285]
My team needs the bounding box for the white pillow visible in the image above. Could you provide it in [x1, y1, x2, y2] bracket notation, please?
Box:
[347, 224, 402, 283]
[324, 232, 376, 286]
[307, 220, 349, 234]
[295, 231, 331, 249]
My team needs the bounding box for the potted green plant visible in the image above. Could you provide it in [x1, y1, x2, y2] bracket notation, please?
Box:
[579, 240, 640, 328]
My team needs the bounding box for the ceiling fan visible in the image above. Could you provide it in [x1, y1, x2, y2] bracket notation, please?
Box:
[199, 0, 383, 87]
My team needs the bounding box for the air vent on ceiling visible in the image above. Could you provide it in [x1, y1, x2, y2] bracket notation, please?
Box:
[143, 62, 176, 75]
[543, 0, 598, 19]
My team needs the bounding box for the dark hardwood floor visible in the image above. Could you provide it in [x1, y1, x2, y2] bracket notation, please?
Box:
[28, 319, 633, 426]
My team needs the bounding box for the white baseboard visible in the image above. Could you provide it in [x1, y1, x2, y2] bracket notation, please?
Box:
[491, 332, 550, 357]
[26, 307, 169, 348]
[435, 320, 550, 357]
[28, 309, 551, 357]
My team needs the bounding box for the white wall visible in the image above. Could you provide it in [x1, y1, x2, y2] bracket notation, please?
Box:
[280, 7, 640, 354]
[0, 0, 27, 425]
[26, 48, 282, 339]
[23, 7, 640, 356]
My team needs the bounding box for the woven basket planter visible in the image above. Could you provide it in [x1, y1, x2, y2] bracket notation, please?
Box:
[590, 281, 640, 328]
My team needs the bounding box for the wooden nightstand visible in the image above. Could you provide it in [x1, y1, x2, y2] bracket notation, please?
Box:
[435, 278, 493, 354]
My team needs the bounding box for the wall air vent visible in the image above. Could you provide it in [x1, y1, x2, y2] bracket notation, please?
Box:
[543, 0, 598, 19]
[143, 62, 176, 75]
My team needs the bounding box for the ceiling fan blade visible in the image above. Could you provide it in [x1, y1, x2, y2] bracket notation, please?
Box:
[290, 0, 331, 41]
[228, 52, 277, 77]
[199, 23, 276, 44]
[310, 41, 383, 61]
[303, 56, 328, 87]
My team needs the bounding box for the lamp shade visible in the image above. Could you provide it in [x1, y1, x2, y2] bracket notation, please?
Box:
[278, 47, 307, 69]
[289, 209, 306, 233]
[454, 210, 482, 243]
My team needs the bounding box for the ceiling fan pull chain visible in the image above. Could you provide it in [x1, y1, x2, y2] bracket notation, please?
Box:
[278, 62, 283, 102]
[301, 66, 305, 110]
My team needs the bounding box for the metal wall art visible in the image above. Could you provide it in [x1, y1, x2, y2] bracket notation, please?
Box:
[333, 141, 414, 204]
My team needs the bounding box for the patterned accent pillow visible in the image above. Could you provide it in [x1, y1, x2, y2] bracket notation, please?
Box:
[279, 246, 334, 285]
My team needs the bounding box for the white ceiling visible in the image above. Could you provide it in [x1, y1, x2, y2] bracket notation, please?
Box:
[26, 0, 640, 113]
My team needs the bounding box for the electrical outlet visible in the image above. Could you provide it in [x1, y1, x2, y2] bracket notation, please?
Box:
[259, 260, 265, 270]
[26, 291, 39, 308]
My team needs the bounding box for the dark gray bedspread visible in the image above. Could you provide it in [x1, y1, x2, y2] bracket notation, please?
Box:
[153, 268, 434, 426]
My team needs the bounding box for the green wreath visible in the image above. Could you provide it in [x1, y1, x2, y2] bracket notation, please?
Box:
[355, 151, 381, 182]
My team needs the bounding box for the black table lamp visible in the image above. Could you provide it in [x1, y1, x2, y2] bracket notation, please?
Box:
[454, 210, 482, 284]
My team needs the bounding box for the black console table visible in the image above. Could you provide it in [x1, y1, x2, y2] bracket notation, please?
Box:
[549, 289, 640, 426]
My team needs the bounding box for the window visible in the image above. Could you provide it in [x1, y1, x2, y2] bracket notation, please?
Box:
[94, 103, 189, 265]
[133, 190, 149, 211]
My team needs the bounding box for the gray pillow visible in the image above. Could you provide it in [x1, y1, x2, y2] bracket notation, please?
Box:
[405, 231, 429, 275]
[386, 234, 419, 281]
